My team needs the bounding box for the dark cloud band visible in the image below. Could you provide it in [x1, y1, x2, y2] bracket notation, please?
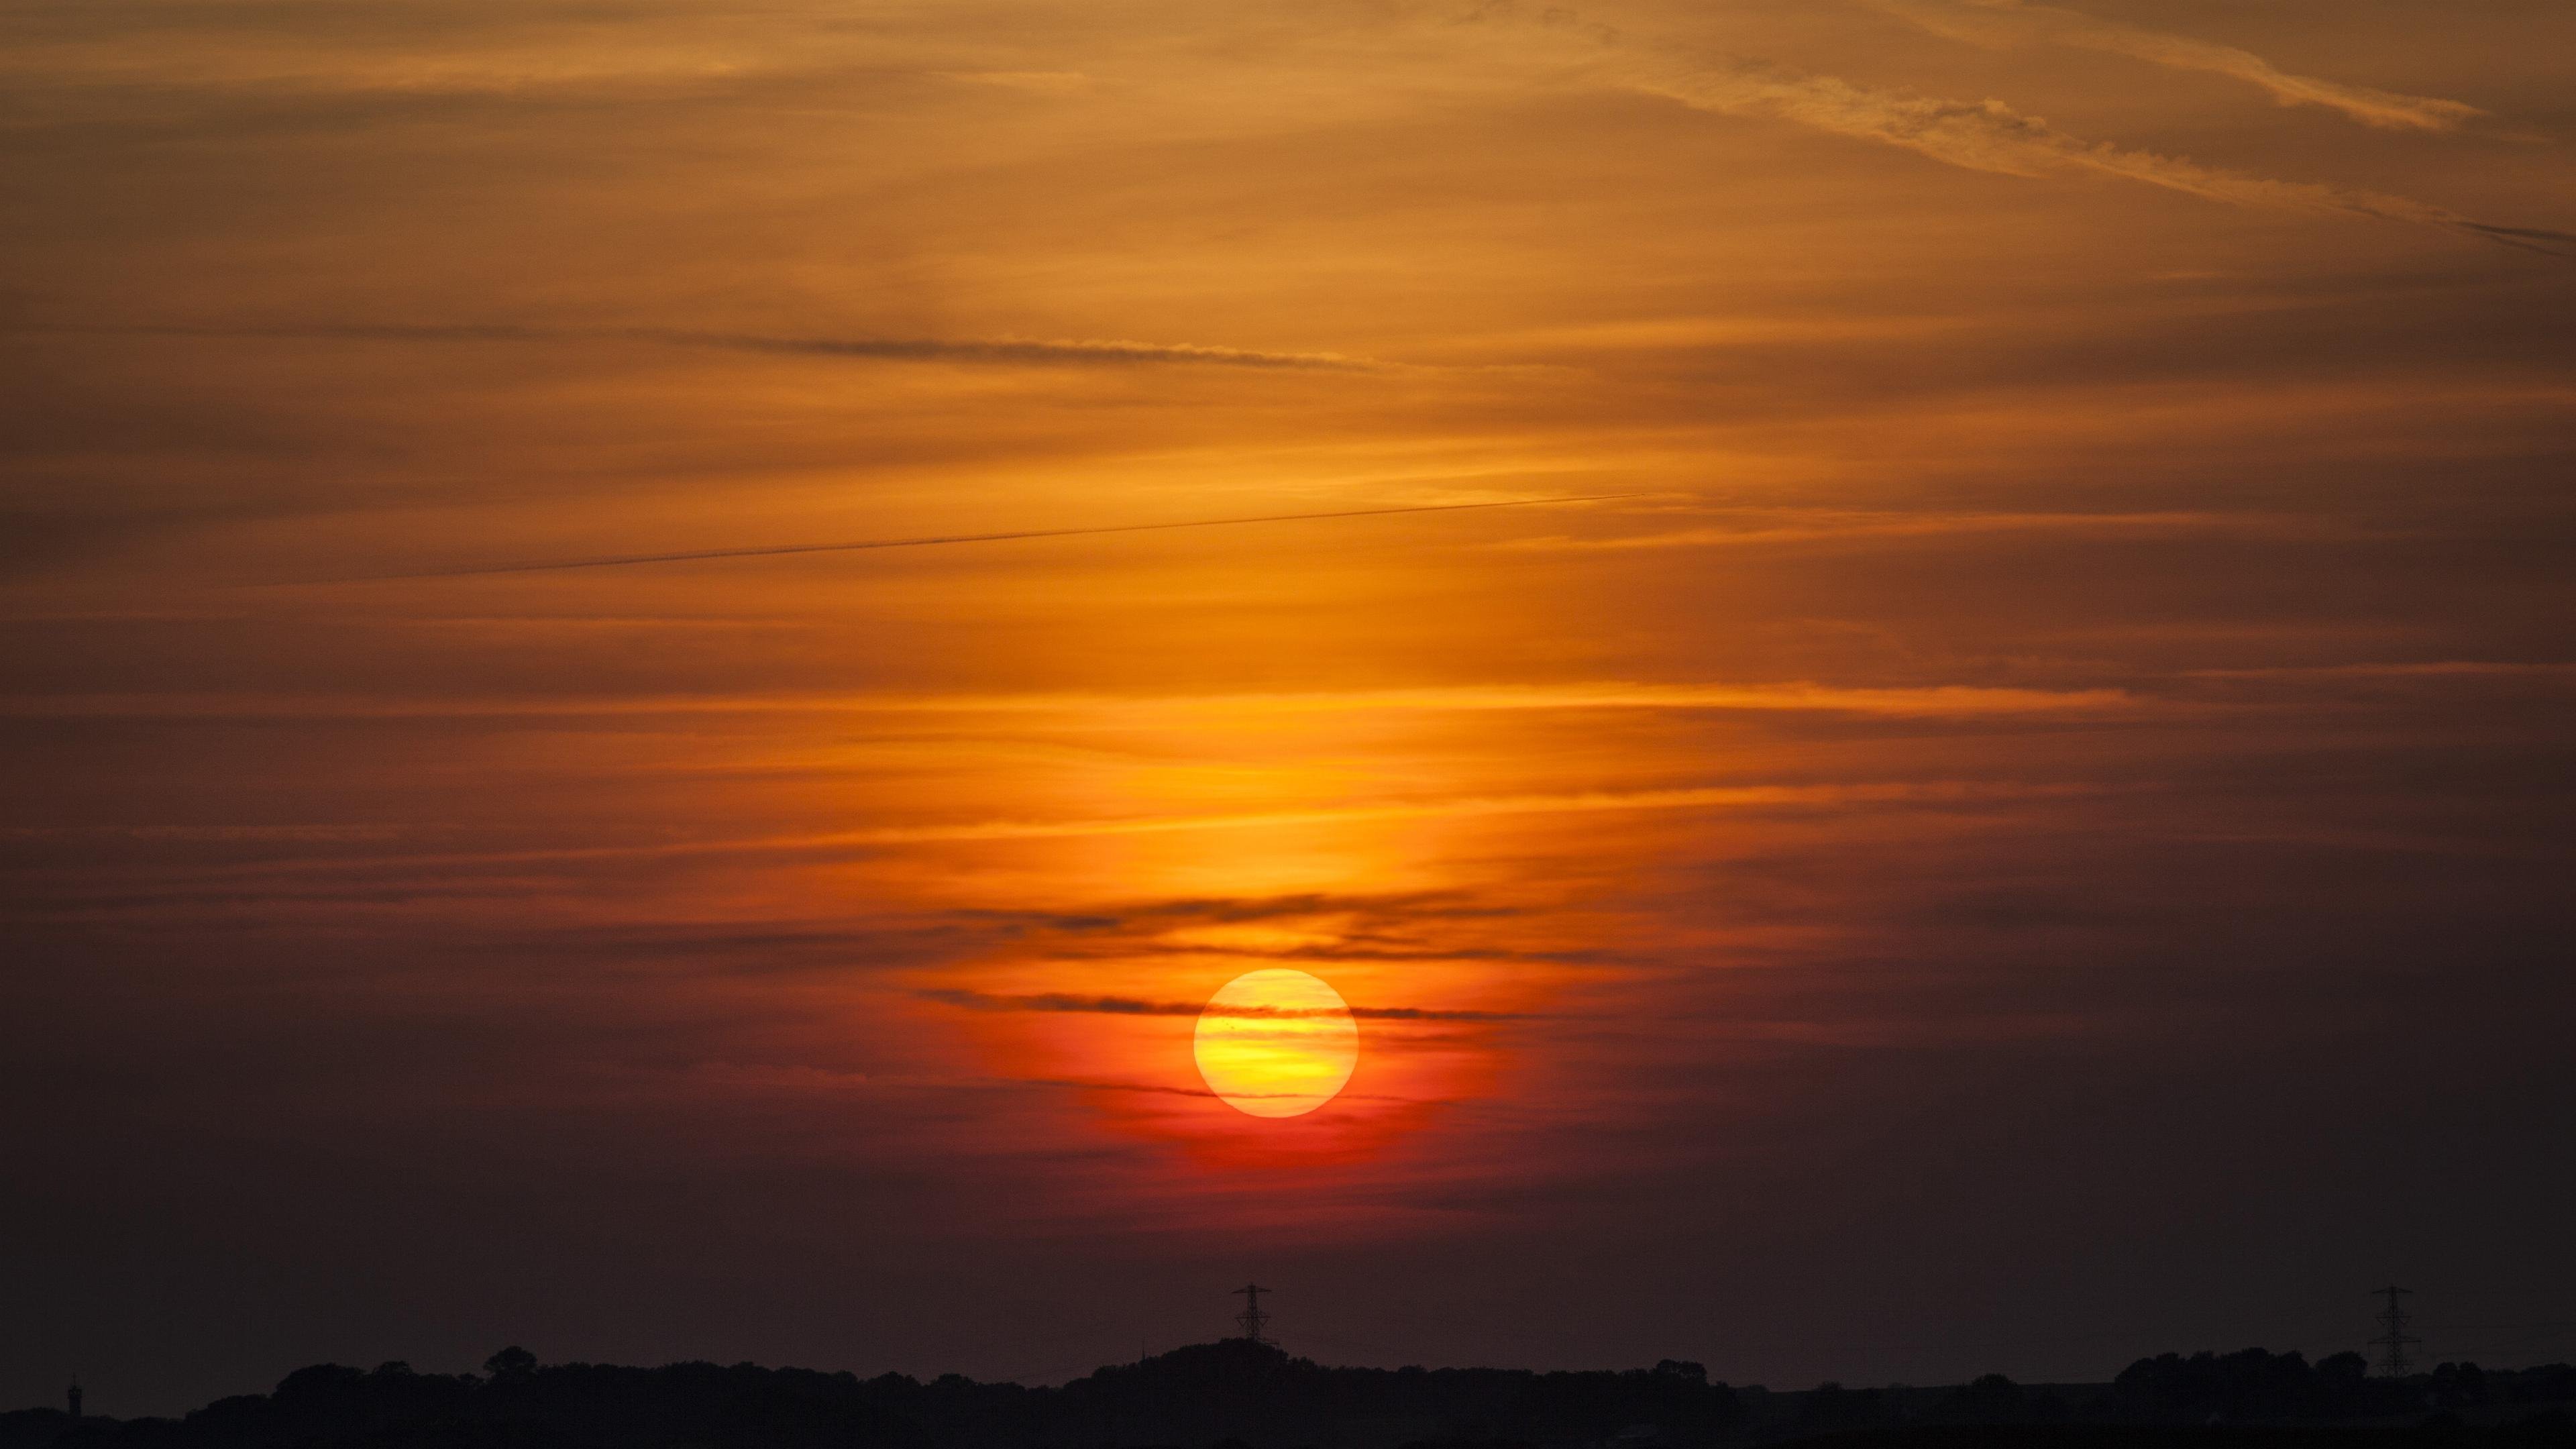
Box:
[920, 989, 1527, 1022]
[8, 320, 1382, 371]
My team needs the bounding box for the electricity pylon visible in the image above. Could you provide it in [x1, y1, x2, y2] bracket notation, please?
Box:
[2370, 1286, 2420, 1378]
[1233, 1283, 1272, 1344]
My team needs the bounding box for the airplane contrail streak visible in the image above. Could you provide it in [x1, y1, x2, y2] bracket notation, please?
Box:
[325, 494, 1649, 582]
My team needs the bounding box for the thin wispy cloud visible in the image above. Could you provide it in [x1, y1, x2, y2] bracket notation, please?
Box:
[2184, 661, 2576, 682]
[1023, 1076, 1422, 1106]
[0, 680, 2149, 720]
[1874, 0, 2487, 133]
[10, 321, 1383, 372]
[1497, 510, 2347, 552]
[1626, 58, 2573, 255]
[314, 495, 1642, 582]
[72, 780, 2110, 888]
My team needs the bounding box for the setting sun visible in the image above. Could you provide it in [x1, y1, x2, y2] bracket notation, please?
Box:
[1192, 969, 1359, 1119]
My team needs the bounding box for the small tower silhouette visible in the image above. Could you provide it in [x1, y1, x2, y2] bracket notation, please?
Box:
[68, 1382, 83, 1420]
[2369, 1287, 2421, 1378]
[1232, 1283, 1272, 1345]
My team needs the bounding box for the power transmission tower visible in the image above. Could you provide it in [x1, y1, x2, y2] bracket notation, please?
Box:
[1233, 1283, 1272, 1345]
[2369, 1286, 2420, 1378]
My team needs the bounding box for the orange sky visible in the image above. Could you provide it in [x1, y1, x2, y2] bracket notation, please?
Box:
[4, 0, 2575, 1416]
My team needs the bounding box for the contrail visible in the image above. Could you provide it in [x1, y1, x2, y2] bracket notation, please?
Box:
[325, 494, 1647, 582]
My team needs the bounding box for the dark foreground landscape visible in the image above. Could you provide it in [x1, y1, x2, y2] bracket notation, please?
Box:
[7, 1342, 2573, 1449]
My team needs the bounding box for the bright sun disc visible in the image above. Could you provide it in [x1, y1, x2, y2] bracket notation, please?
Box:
[1193, 969, 1358, 1118]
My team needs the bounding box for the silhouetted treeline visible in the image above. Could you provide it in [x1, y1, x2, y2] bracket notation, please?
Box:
[0, 1342, 1733, 1449]
[1774, 1353, 2576, 1436]
[2107, 1351, 2576, 1426]
[7, 1340, 2575, 1449]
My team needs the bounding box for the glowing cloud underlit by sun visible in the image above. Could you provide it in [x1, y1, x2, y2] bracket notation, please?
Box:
[1193, 969, 1359, 1118]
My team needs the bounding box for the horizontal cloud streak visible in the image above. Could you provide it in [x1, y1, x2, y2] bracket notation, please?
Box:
[1499, 509, 2341, 551]
[0, 680, 2151, 720]
[9, 321, 1383, 372]
[2184, 661, 2576, 682]
[1877, 0, 2487, 133]
[321, 495, 1642, 582]
[920, 989, 1527, 1021]
[60, 780, 2106, 889]
[1628, 59, 2572, 254]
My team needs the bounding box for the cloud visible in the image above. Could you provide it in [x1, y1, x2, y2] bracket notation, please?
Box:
[1497, 509, 2337, 552]
[1874, 0, 2487, 133]
[918, 989, 1527, 1021]
[1627, 58, 2574, 255]
[93, 780, 2103, 902]
[2184, 661, 2576, 683]
[9, 321, 1383, 372]
[322, 494, 1640, 581]
[1, 678, 2149, 720]
[965, 891, 1519, 930]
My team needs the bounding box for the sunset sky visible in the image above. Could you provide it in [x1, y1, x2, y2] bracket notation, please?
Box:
[5, 0, 2575, 1416]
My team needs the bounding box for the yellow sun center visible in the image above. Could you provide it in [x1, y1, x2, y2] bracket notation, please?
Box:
[1193, 968, 1358, 1118]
